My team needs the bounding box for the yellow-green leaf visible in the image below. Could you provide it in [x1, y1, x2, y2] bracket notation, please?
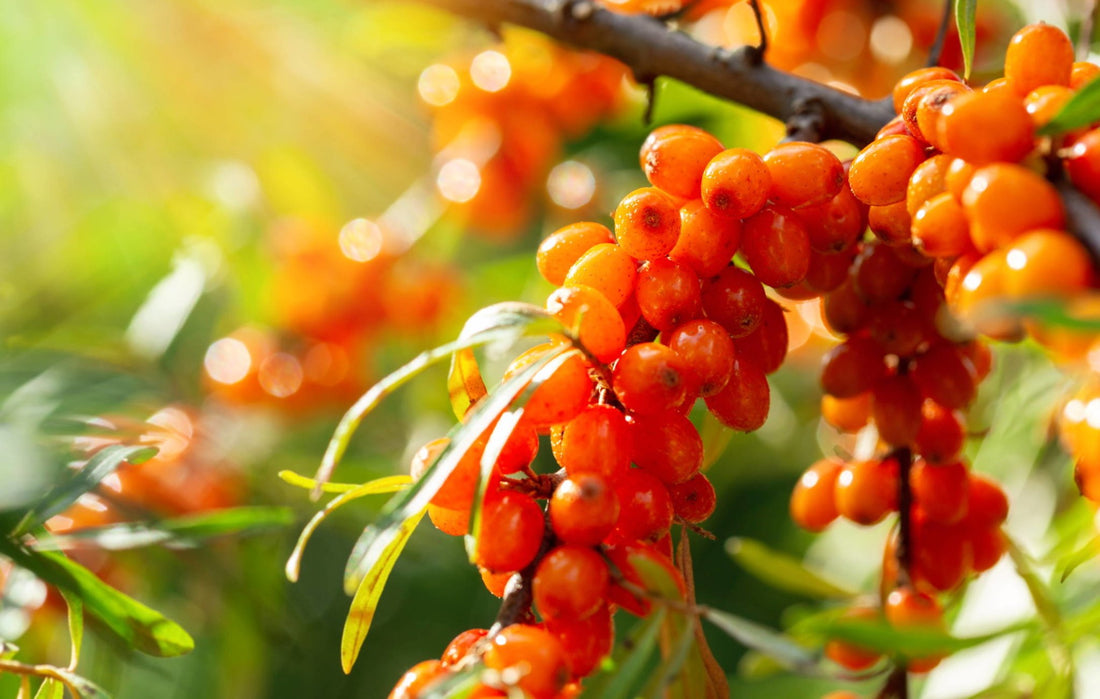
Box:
[447, 347, 487, 421]
[954, 0, 976, 79]
[725, 537, 854, 600]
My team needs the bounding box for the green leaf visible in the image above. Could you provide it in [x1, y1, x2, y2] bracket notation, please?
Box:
[954, 0, 977, 79]
[642, 618, 698, 699]
[1006, 298, 1100, 331]
[286, 477, 411, 582]
[61, 589, 83, 670]
[415, 666, 484, 698]
[702, 608, 821, 674]
[15, 444, 158, 536]
[447, 347, 488, 421]
[312, 302, 562, 497]
[34, 506, 294, 552]
[344, 344, 571, 594]
[339, 507, 427, 674]
[0, 541, 193, 657]
[41, 667, 109, 699]
[1038, 75, 1100, 135]
[580, 609, 668, 699]
[725, 537, 854, 600]
[278, 470, 361, 494]
[32, 679, 64, 699]
[699, 411, 733, 472]
[0, 660, 111, 699]
[1058, 534, 1100, 582]
[816, 616, 1031, 656]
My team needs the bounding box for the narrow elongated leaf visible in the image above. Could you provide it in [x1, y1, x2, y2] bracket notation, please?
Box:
[344, 345, 570, 594]
[1039, 75, 1100, 135]
[643, 619, 698, 699]
[699, 412, 733, 472]
[313, 302, 562, 498]
[0, 660, 110, 699]
[416, 666, 484, 698]
[1007, 298, 1100, 331]
[1058, 534, 1100, 582]
[340, 507, 427, 674]
[702, 608, 820, 673]
[286, 477, 411, 582]
[954, 0, 976, 79]
[0, 541, 193, 657]
[580, 609, 668, 699]
[34, 506, 294, 552]
[278, 470, 360, 494]
[447, 347, 487, 421]
[725, 537, 854, 600]
[61, 589, 83, 669]
[675, 530, 727, 699]
[32, 679, 64, 699]
[15, 445, 157, 535]
[819, 616, 1031, 655]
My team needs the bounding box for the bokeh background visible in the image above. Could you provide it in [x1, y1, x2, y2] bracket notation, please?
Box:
[2, 1, 1096, 697]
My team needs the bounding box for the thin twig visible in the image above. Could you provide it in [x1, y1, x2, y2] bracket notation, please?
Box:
[926, 0, 953, 68]
[488, 511, 556, 635]
[747, 0, 768, 63]
[893, 446, 914, 589]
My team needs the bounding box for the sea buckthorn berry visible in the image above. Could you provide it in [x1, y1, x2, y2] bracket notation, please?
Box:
[938, 91, 1035, 165]
[441, 629, 489, 668]
[547, 285, 626, 363]
[968, 526, 1006, 572]
[876, 114, 912, 139]
[871, 374, 923, 446]
[701, 266, 767, 338]
[740, 204, 812, 288]
[474, 491, 546, 573]
[704, 356, 770, 431]
[867, 301, 930, 358]
[533, 545, 610, 620]
[835, 457, 899, 525]
[964, 474, 1009, 527]
[1005, 23, 1074, 95]
[820, 336, 888, 399]
[550, 474, 620, 546]
[537, 222, 615, 286]
[906, 154, 951, 217]
[410, 437, 488, 511]
[664, 319, 736, 397]
[428, 504, 471, 536]
[504, 345, 593, 430]
[910, 343, 977, 409]
[670, 199, 741, 277]
[635, 258, 702, 330]
[733, 298, 789, 374]
[559, 404, 632, 480]
[884, 588, 945, 673]
[790, 458, 843, 532]
[640, 124, 725, 199]
[494, 424, 540, 475]
[915, 401, 966, 463]
[962, 164, 1065, 252]
[544, 603, 614, 678]
[629, 411, 704, 485]
[669, 472, 717, 523]
[1071, 61, 1100, 89]
[762, 141, 844, 208]
[852, 241, 917, 303]
[805, 247, 857, 293]
[389, 659, 448, 699]
[1066, 129, 1100, 202]
[913, 82, 972, 150]
[912, 193, 972, 259]
[1025, 85, 1074, 128]
[825, 604, 884, 671]
[912, 458, 970, 525]
[849, 134, 926, 206]
[484, 625, 569, 699]
[796, 176, 867, 253]
[614, 187, 682, 260]
[893, 66, 963, 114]
[480, 567, 515, 598]
[822, 279, 871, 335]
[564, 243, 638, 308]
[944, 157, 976, 202]
[612, 468, 675, 542]
[910, 510, 968, 592]
[821, 392, 872, 433]
[950, 251, 1026, 341]
[701, 148, 771, 218]
[1003, 229, 1093, 299]
[868, 200, 912, 245]
[981, 77, 1015, 98]
[612, 342, 689, 415]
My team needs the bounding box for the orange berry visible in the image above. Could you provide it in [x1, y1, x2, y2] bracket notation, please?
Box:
[835, 456, 899, 525]
[883, 588, 945, 673]
[428, 504, 471, 536]
[1002, 229, 1093, 299]
[790, 458, 842, 532]
[701, 266, 767, 338]
[550, 474, 620, 547]
[559, 404, 632, 480]
[564, 243, 638, 308]
[701, 148, 771, 218]
[906, 154, 952, 217]
[825, 604, 884, 671]
[962, 164, 1065, 252]
[474, 491, 546, 573]
[740, 204, 812, 288]
[640, 124, 725, 199]
[871, 374, 923, 446]
[665, 319, 736, 397]
[635, 258, 702, 330]
[441, 628, 489, 667]
[796, 174, 867, 253]
[533, 545, 609, 620]
[614, 187, 682, 260]
[544, 604, 614, 678]
[733, 298, 789, 374]
[938, 91, 1034, 165]
[629, 411, 704, 485]
[820, 336, 887, 399]
[1024, 85, 1074, 128]
[1071, 61, 1100, 89]
[389, 659, 448, 699]
[612, 468, 674, 542]
[849, 134, 927, 206]
[484, 625, 569, 699]
[763, 141, 844, 208]
[505, 345, 593, 430]
[670, 199, 741, 277]
[911, 193, 972, 259]
[547, 285, 626, 363]
[914, 401, 966, 464]
[669, 472, 717, 523]
[910, 343, 977, 410]
[612, 342, 690, 415]
[821, 392, 872, 433]
[892, 66, 963, 114]
[1065, 128, 1100, 203]
[537, 222, 615, 286]
[911, 458, 969, 524]
[704, 356, 770, 431]
[868, 200, 912, 246]
[1005, 23, 1074, 95]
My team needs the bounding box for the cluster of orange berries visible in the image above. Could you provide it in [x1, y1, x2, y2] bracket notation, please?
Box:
[203, 218, 460, 412]
[420, 32, 629, 238]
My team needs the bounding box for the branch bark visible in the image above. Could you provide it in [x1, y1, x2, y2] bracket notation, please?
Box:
[417, 0, 895, 147]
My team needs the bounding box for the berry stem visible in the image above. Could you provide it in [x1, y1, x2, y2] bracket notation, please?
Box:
[746, 0, 768, 64]
[925, 0, 953, 68]
[894, 445, 914, 588]
[413, 0, 896, 146]
[877, 666, 909, 699]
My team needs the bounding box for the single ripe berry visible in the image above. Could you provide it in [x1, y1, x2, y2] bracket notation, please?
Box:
[564, 243, 639, 308]
[544, 603, 614, 678]
[547, 285, 626, 363]
[849, 134, 926, 206]
[664, 318, 736, 397]
[635, 258, 703, 330]
[911, 458, 970, 525]
[533, 545, 610, 620]
[700, 148, 771, 218]
[550, 474, 620, 546]
[892, 66, 963, 113]
[504, 345, 593, 430]
[441, 628, 489, 668]
[613, 468, 675, 542]
[962, 164, 1065, 252]
[825, 604, 884, 671]
[670, 199, 741, 277]
[668, 472, 717, 523]
[613, 187, 682, 260]
[937, 90, 1034, 165]
[762, 141, 844, 208]
[628, 411, 704, 485]
[559, 404, 632, 480]
[871, 374, 923, 446]
[1002, 229, 1093, 299]
[483, 625, 569, 699]
[733, 298, 788, 374]
[701, 266, 768, 338]
[537, 222, 615, 286]
[475, 491, 546, 573]
[704, 356, 770, 431]
[820, 336, 887, 399]
[612, 342, 690, 415]
[834, 457, 899, 525]
[790, 458, 842, 532]
[740, 204, 812, 288]
[389, 659, 448, 699]
[1005, 23, 1074, 95]
[640, 124, 725, 199]
[884, 588, 946, 673]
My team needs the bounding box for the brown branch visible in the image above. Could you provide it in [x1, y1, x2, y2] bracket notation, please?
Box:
[925, 0, 953, 68]
[893, 446, 914, 589]
[416, 0, 896, 147]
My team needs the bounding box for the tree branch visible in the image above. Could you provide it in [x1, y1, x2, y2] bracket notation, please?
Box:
[417, 0, 895, 147]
